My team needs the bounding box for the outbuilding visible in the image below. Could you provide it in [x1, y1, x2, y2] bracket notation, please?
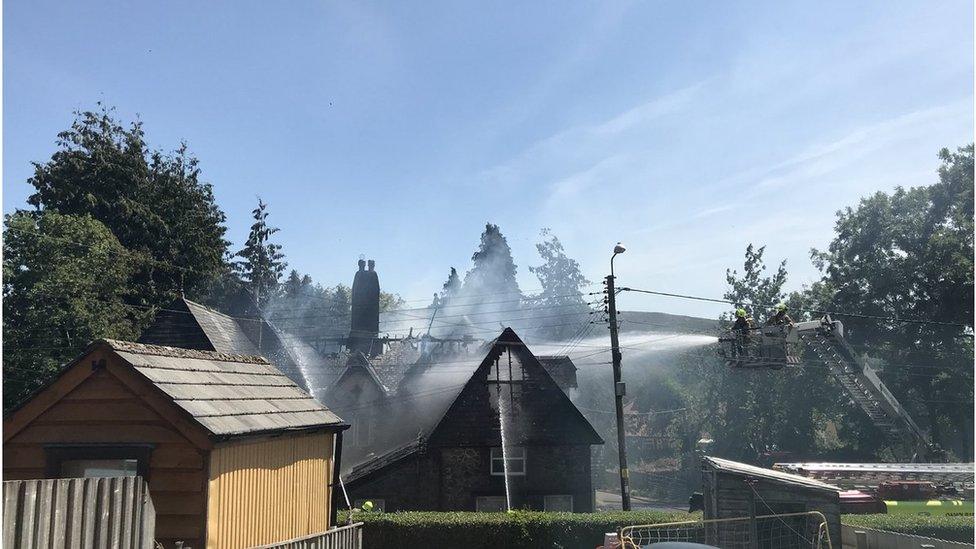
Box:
[701, 456, 842, 545]
[3, 339, 348, 549]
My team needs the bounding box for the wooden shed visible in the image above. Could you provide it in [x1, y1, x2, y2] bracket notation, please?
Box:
[702, 456, 842, 545]
[3, 339, 348, 549]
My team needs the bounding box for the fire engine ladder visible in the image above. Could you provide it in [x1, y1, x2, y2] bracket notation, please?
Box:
[794, 317, 930, 457]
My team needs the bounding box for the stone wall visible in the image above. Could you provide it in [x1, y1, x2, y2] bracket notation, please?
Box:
[349, 444, 595, 512]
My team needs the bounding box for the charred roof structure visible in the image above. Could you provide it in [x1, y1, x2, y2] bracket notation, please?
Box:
[344, 328, 603, 512]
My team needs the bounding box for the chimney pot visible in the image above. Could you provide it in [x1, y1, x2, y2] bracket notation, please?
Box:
[367, 259, 375, 271]
[358, 259, 366, 271]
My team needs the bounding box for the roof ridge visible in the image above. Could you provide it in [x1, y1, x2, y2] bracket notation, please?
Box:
[101, 339, 270, 364]
[182, 297, 240, 322]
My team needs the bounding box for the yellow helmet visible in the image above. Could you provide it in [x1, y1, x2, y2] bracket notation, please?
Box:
[735, 308, 747, 318]
[775, 303, 787, 312]
[362, 500, 374, 511]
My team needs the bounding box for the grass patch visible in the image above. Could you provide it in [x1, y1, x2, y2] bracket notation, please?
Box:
[338, 510, 697, 549]
[842, 514, 974, 543]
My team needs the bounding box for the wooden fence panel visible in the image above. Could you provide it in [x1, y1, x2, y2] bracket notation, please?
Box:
[2, 477, 155, 549]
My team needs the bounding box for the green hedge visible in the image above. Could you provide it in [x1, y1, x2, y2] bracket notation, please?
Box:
[842, 514, 975, 543]
[338, 510, 696, 549]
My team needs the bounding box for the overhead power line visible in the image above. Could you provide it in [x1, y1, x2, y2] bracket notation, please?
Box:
[619, 287, 971, 329]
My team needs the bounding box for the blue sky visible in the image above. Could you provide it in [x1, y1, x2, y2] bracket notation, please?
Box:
[4, 1, 973, 318]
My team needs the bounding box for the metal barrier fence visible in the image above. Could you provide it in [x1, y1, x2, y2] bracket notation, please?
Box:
[249, 522, 364, 549]
[2, 476, 156, 549]
[620, 511, 833, 549]
[841, 524, 974, 549]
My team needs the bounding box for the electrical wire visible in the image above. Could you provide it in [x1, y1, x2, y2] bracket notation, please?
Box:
[619, 287, 971, 329]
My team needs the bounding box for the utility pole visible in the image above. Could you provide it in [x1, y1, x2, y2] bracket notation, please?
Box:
[606, 243, 631, 511]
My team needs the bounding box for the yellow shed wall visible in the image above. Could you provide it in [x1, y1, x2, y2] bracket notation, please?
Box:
[206, 431, 333, 549]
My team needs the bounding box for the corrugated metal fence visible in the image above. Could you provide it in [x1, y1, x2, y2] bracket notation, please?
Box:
[248, 522, 364, 549]
[2, 477, 155, 549]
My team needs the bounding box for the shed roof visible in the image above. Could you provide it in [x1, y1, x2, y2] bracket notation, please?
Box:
[105, 339, 343, 437]
[704, 456, 840, 492]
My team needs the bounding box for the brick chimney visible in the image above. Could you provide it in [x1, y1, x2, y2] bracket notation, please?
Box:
[349, 258, 380, 356]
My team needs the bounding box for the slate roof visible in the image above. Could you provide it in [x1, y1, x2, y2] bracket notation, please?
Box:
[335, 353, 390, 395]
[704, 456, 840, 492]
[139, 298, 310, 392]
[104, 339, 344, 438]
[186, 300, 262, 354]
[346, 440, 424, 484]
[537, 355, 578, 391]
[366, 340, 424, 391]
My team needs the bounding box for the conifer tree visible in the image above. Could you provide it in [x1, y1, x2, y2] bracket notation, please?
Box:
[235, 198, 286, 307]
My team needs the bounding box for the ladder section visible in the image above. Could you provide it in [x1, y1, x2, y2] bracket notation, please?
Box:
[795, 319, 928, 450]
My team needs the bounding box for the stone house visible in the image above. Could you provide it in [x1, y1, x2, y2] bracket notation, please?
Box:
[344, 328, 603, 512]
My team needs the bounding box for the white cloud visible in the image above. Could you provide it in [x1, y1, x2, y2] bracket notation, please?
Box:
[749, 101, 968, 192]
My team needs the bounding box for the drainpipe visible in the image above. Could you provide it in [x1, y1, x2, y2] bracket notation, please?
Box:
[330, 430, 345, 528]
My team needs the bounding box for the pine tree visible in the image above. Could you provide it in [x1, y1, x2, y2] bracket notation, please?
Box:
[235, 198, 286, 307]
[463, 223, 521, 308]
[435, 267, 462, 307]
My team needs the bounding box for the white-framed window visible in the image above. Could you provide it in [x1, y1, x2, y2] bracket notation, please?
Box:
[544, 495, 574, 512]
[476, 496, 507, 512]
[61, 458, 138, 478]
[354, 498, 385, 512]
[490, 447, 526, 476]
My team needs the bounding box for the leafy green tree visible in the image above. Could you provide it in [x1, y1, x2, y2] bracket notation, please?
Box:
[808, 144, 974, 459]
[3, 212, 140, 410]
[379, 291, 405, 312]
[235, 198, 287, 307]
[694, 245, 839, 462]
[463, 223, 522, 311]
[528, 229, 592, 339]
[25, 106, 229, 307]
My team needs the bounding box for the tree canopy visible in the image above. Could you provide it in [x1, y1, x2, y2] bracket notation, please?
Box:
[2, 212, 140, 410]
[25, 106, 230, 306]
[528, 229, 592, 340]
[463, 223, 522, 305]
[807, 144, 974, 458]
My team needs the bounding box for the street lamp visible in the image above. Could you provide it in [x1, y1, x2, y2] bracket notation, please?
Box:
[605, 242, 631, 510]
[611, 242, 626, 278]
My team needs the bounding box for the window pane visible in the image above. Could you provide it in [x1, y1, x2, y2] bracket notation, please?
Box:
[476, 496, 507, 512]
[544, 495, 574, 512]
[507, 459, 525, 474]
[61, 459, 138, 478]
